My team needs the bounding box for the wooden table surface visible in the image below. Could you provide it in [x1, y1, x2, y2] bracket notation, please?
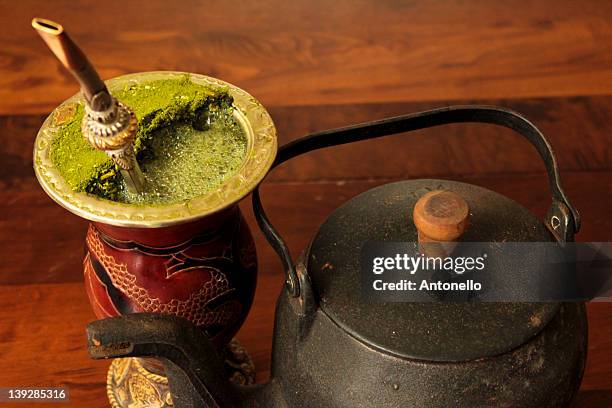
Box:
[1, 1, 611, 407]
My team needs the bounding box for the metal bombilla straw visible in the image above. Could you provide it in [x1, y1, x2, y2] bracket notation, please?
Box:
[32, 18, 145, 194]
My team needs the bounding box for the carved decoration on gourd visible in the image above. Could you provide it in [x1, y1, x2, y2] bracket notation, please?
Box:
[83, 214, 257, 346]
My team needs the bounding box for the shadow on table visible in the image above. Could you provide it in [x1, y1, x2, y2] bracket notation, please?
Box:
[574, 390, 612, 407]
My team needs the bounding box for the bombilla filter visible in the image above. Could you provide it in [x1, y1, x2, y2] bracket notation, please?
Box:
[32, 17, 145, 194]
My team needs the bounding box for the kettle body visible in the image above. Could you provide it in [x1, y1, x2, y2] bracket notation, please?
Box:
[271, 284, 586, 407]
[267, 179, 587, 408]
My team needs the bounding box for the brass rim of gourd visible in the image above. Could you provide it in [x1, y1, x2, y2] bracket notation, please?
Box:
[33, 71, 277, 228]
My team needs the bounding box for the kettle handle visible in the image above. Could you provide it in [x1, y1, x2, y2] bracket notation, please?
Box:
[252, 105, 580, 297]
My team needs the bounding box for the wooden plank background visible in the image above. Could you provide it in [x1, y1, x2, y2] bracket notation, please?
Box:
[1, 1, 612, 114]
[0, 1, 611, 407]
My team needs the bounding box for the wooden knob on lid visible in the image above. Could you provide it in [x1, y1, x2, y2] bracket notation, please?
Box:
[413, 190, 469, 243]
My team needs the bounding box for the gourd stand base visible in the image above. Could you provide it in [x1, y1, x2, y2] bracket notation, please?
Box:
[106, 338, 255, 407]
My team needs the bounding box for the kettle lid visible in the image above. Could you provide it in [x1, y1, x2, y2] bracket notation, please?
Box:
[307, 179, 559, 362]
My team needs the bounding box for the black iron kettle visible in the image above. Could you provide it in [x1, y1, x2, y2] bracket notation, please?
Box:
[87, 106, 587, 408]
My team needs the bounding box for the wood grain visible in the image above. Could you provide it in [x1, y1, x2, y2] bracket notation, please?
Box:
[0, 283, 610, 407]
[1, 2, 611, 403]
[0, 100, 610, 405]
[1, 1, 612, 115]
[3, 96, 611, 192]
[265, 96, 612, 181]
